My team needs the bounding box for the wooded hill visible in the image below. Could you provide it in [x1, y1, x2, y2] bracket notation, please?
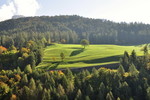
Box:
[0, 15, 150, 47]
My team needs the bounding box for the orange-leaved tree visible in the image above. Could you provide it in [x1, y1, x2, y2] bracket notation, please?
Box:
[0, 46, 7, 54]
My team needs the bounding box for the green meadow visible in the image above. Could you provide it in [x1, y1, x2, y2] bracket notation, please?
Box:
[36, 44, 143, 69]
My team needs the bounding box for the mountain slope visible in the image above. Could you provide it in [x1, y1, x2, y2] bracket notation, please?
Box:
[0, 15, 150, 45]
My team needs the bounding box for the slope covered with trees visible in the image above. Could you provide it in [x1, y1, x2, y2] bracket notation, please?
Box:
[1, 50, 150, 100]
[0, 15, 150, 47]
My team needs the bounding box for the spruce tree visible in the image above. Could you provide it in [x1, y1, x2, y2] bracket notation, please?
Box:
[57, 84, 65, 96]
[66, 68, 74, 82]
[22, 86, 30, 100]
[117, 64, 125, 75]
[117, 97, 121, 100]
[99, 82, 106, 94]
[28, 52, 36, 68]
[24, 64, 32, 74]
[142, 44, 149, 55]
[37, 83, 43, 100]
[106, 91, 115, 100]
[128, 63, 139, 77]
[75, 89, 83, 100]
[120, 82, 131, 100]
[97, 91, 105, 100]
[21, 74, 28, 85]
[85, 96, 91, 100]
[146, 87, 150, 100]
[121, 51, 130, 71]
[92, 68, 99, 77]
[17, 67, 21, 73]
[130, 50, 137, 64]
[42, 88, 51, 100]
[29, 78, 36, 90]
[86, 84, 94, 98]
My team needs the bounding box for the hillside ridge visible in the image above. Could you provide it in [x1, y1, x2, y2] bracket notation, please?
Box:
[0, 15, 150, 45]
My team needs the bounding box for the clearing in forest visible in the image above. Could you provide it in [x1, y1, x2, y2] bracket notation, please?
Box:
[37, 44, 143, 69]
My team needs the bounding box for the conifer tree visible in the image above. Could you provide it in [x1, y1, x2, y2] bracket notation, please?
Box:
[142, 44, 149, 55]
[28, 52, 36, 68]
[97, 91, 105, 100]
[42, 88, 51, 100]
[128, 63, 139, 77]
[22, 86, 30, 100]
[57, 84, 65, 96]
[124, 51, 129, 58]
[130, 50, 137, 63]
[37, 83, 43, 100]
[66, 68, 74, 82]
[29, 78, 36, 90]
[120, 82, 131, 100]
[99, 82, 106, 95]
[117, 64, 125, 75]
[67, 81, 74, 93]
[17, 67, 21, 73]
[85, 69, 90, 76]
[146, 87, 150, 100]
[37, 83, 43, 92]
[62, 75, 69, 89]
[75, 89, 83, 100]
[106, 91, 115, 100]
[121, 51, 130, 71]
[117, 97, 121, 100]
[92, 68, 99, 77]
[36, 49, 43, 64]
[24, 64, 32, 74]
[86, 84, 94, 98]
[21, 74, 28, 85]
[85, 96, 91, 100]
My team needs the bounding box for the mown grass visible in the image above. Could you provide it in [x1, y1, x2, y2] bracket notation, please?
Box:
[36, 44, 143, 69]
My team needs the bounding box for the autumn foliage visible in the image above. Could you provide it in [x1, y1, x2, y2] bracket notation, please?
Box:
[10, 94, 17, 100]
[0, 46, 7, 54]
[20, 47, 30, 53]
[50, 70, 64, 75]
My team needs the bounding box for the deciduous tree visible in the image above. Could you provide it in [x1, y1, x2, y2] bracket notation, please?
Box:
[80, 39, 89, 49]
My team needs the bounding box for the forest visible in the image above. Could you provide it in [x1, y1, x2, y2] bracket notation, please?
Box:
[0, 15, 150, 48]
[1, 15, 150, 100]
[1, 50, 150, 100]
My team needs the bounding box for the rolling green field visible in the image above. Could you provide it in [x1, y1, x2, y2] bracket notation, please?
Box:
[36, 44, 143, 69]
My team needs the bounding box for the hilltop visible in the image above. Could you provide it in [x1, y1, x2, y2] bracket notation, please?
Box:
[0, 15, 150, 47]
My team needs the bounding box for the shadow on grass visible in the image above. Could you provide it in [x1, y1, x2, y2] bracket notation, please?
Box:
[49, 62, 60, 69]
[70, 48, 84, 56]
[46, 61, 68, 70]
[68, 55, 122, 64]
[67, 47, 83, 49]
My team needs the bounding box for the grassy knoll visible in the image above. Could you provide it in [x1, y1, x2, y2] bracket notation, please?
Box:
[36, 44, 143, 69]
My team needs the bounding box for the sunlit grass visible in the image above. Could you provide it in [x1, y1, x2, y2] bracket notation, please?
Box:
[36, 44, 143, 69]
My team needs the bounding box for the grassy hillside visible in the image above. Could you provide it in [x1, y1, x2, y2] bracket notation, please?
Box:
[37, 44, 143, 69]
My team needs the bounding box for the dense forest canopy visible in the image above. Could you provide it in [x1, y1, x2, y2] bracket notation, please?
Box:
[1, 50, 150, 100]
[0, 15, 150, 47]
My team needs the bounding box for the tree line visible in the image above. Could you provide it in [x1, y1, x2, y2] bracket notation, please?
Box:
[0, 15, 150, 46]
